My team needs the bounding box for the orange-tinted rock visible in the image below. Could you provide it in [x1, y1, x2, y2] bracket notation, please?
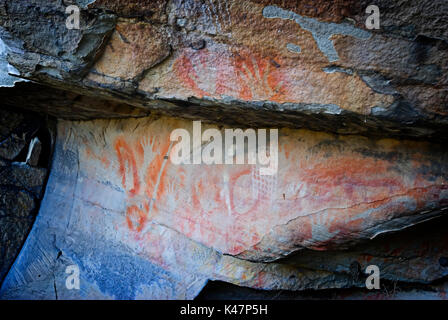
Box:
[2, 115, 448, 299]
[56, 117, 448, 261]
[91, 22, 170, 81]
[1, 0, 448, 300]
[2, 0, 447, 140]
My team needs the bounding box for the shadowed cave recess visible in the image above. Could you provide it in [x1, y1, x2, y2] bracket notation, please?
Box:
[0, 0, 448, 300]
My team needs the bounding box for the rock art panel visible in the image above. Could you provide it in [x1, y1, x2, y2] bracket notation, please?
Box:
[1, 0, 448, 300]
[1, 115, 448, 299]
[15, 118, 448, 258]
[143, 42, 394, 115]
[2, 0, 447, 140]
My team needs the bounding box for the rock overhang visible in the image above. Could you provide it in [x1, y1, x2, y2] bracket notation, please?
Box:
[1, 0, 448, 299]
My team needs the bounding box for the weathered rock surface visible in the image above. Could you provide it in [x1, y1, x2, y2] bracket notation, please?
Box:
[1, 116, 447, 299]
[63, 117, 448, 262]
[0, 0, 447, 300]
[0, 108, 40, 160]
[0, 108, 52, 283]
[0, 82, 151, 120]
[0, 0, 447, 141]
[0, 187, 37, 281]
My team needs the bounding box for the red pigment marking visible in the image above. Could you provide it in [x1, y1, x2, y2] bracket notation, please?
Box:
[135, 139, 145, 167]
[115, 138, 141, 196]
[232, 50, 289, 102]
[144, 141, 171, 204]
[229, 168, 258, 215]
[101, 156, 110, 168]
[126, 205, 147, 232]
[174, 48, 290, 102]
[173, 51, 210, 98]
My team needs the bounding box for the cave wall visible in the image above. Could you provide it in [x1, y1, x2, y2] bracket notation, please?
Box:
[0, 116, 447, 299]
[0, 0, 447, 300]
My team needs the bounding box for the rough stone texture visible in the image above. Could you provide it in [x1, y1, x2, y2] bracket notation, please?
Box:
[0, 82, 151, 120]
[1, 116, 447, 299]
[0, 0, 447, 300]
[0, 108, 40, 160]
[0, 0, 447, 141]
[0, 187, 37, 282]
[0, 35, 24, 87]
[26, 137, 42, 167]
[0, 163, 47, 198]
[0, 108, 51, 284]
[62, 118, 448, 261]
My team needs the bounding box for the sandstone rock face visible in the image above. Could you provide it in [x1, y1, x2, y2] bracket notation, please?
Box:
[0, 0, 447, 140]
[1, 116, 447, 299]
[51, 118, 448, 263]
[0, 0, 447, 300]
